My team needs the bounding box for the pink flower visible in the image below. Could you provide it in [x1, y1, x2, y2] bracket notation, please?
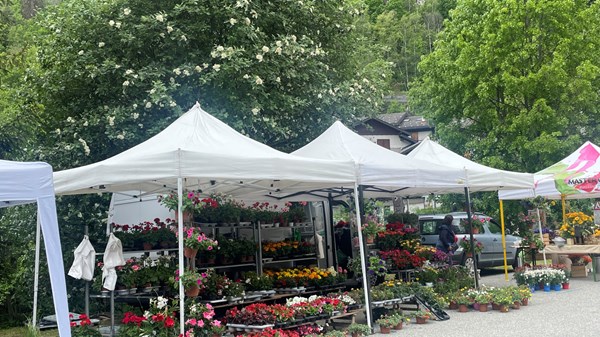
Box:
[206, 303, 213, 309]
[132, 265, 140, 271]
[207, 245, 213, 251]
[212, 319, 222, 327]
[187, 318, 197, 325]
[197, 319, 204, 327]
[187, 192, 194, 199]
[203, 311, 214, 319]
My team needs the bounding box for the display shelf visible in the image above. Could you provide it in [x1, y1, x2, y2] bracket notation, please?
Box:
[94, 247, 179, 256]
[198, 262, 256, 270]
[262, 255, 317, 264]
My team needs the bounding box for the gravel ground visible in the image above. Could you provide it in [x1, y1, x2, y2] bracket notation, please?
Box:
[358, 269, 600, 337]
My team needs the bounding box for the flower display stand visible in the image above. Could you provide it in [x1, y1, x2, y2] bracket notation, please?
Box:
[571, 265, 588, 278]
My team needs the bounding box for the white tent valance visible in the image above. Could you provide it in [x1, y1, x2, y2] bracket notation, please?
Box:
[0, 160, 71, 337]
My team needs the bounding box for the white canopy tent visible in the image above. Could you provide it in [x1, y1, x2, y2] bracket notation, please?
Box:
[0, 160, 71, 337]
[53, 103, 358, 335]
[407, 137, 535, 281]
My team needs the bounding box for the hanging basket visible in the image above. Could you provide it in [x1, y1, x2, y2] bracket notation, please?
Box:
[184, 247, 199, 259]
[185, 284, 200, 297]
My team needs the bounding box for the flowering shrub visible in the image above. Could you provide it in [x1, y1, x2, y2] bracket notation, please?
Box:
[560, 211, 595, 238]
[225, 303, 278, 325]
[459, 237, 483, 255]
[379, 249, 425, 269]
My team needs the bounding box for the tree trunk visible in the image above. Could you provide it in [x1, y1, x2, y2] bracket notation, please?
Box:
[21, 0, 46, 19]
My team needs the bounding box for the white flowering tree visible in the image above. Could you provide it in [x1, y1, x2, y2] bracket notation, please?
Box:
[29, 0, 390, 169]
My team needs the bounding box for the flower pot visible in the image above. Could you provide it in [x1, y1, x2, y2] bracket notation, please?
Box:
[499, 305, 509, 313]
[562, 282, 570, 290]
[366, 235, 374, 244]
[553, 284, 561, 291]
[352, 333, 360, 337]
[206, 257, 216, 265]
[415, 316, 428, 324]
[478, 303, 488, 312]
[512, 301, 520, 310]
[380, 326, 391, 334]
[543, 284, 551, 292]
[184, 247, 198, 259]
[472, 302, 480, 311]
[185, 284, 200, 297]
[449, 301, 458, 310]
[159, 241, 170, 249]
[566, 238, 574, 245]
[491, 303, 500, 310]
[521, 298, 529, 306]
[458, 304, 469, 312]
[143, 242, 154, 250]
[394, 322, 403, 330]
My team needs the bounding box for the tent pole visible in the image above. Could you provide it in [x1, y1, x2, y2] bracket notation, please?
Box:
[537, 208, 547, 264]
[561, 194, 566, 225]
[327, 196, 337, 269]
[177, 178, 185, 336]
[33, 213, 41, 328]
[353, 183, 372, 330]
[464, 187, 479, 289]
[85, 224, 90, 317]
[499, 200, 509, 281]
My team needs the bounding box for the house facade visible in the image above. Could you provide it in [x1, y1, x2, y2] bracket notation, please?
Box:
[355, 112, 434, 153]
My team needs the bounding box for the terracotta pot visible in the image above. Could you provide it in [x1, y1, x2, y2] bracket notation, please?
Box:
[478, 303, 488, 312]
[394, 322, 403, 330]
[380, 326, 391, 334]
[175, 211, 194, 224]
[184, 247, 198, 259]
[185, 284, 200, 297]
[521, 298, 529, 306]
[143, 242, 154, 250]
[416, 316, 428, 324]
[499, 305, 509, 313]
[366, 235, 374, 244]
[352, 333, 360, 337]
[512, 301, 520, 310]
[458, 304, 469, 312]
[449, 301, 458, 310]
[491, 302, 500, 310]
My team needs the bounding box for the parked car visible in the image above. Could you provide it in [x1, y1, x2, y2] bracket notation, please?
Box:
[419, 212, 521, 268]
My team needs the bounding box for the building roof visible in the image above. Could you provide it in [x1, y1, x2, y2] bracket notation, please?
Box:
[376, 112, 432, 131]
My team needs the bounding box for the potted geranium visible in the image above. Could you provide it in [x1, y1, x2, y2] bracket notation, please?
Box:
[412, 309, 432, 324]
[159, 191, 198, 223]
[184, 302, 224, 337]
[347, 323, 371, 337]
[183, 227, 218, 259]
[70, 314, 102, 337]
[459, 237, 483, 257]
[362, 221, 384, 244]
[174, 269, 206, 297]
[376, 315, 395, 334]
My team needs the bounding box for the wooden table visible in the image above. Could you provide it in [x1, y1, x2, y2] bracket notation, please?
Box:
[543, 245, 600, 281]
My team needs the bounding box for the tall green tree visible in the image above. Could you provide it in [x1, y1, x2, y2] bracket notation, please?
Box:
[410, 0, 600, 174]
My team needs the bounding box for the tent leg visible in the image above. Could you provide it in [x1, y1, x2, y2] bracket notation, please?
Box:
[464, 187, 479, 289]
[537, 208, 547, 264]
[327, 195, 338, 269]
[85, 225, 90, 317]
[353, 184, 372, 330]
[178, 178, 185, 337]
[499, 200, 509, 281]
[561, 194, 566, 225]
[33, 213, 41, 328]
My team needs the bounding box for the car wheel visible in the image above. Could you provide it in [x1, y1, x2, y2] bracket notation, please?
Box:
[462, 255, 475, 275]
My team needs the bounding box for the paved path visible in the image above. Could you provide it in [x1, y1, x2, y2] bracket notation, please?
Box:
[360, 270, 600, 337]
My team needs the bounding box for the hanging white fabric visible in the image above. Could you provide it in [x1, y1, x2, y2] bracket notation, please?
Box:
[68, 235, 96, 281]
[101, 233, 125, 290]
[315, 233, 325, 259]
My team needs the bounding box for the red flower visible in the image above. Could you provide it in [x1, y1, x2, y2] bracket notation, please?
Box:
[164, 316, 175, 328]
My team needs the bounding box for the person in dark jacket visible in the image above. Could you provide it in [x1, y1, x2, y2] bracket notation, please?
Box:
[436, 215, 456, 254]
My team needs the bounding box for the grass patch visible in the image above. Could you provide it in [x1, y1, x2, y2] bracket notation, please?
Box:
[0, 327, 58, 337]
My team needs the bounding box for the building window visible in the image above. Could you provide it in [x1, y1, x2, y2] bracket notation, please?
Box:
[376, 139, 390, 149]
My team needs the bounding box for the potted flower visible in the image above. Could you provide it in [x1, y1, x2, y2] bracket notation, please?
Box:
[183, 227, 218, 259]
[347, 323, 371, 337]
[474, 291, 492, 312]
[518, 285, 532, 306]
[175, 269, 206, 297]
[223, 280, 245, 302]
[491, 288, 513, 312]
[362, 221, 384, 244]
[389, 312, 407, 330]
[412, 309, 432, 324]
[459, 237, 483, 257]
[70, 314, 102, 337]
[454, 293, 471, 312]
[159, 191, 198, 223]
[376, 315, 396, 334]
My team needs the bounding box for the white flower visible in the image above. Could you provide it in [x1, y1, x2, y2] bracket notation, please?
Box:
[83, 121, 88, 127]
[216, 45, 224, 52]
[149, 88, 156, 94]
[275, 47, 282, 55]
[123, 8, 131, 15]
[167, 25, 173, 33]
[156, 14, 164, 22]
[107, 116, 115, 126]
[276, 40, 283, 47]
[195, 65, 202, 72]
[173, 68, 181, 75]
[181, 35, 187, 41]
[132, 113, 139, 120]
[252, 108, 260, 115]
[317, 93, 322, 98]
[256, 54, 263, 62]
[159, 33, 165, 38]
[125, 69, 134, 75]
[145, 102, 152, 108]
[116, 134, 125, 140]
[291, 35, 297, 42]
[262, 46, 269, 53]
[275, 77, 281, 83]
[183, 69, 190, 76]
[78, 138, 90, 156]
[229, 18, 237, 25]
[55, 128, 61, 134]
[243, 74, 250, 79]
[133, 103, 138, 108]
[203, 63, 209, 68]
[66, 117, 74, 123]
[213, 64, 221, 71]
[244, 17, 251, 25]
[109, 20, 115, 26]
[255, 76, 263, 85]
[115, 21, 121, 28]
[122, 80, 130, 86]
[250, 9, 258, 18]
[98, 42, 105, 48]
[78, 50, 84, 55]
[77, 212, 83, 218]
[169, 101, 177, 107]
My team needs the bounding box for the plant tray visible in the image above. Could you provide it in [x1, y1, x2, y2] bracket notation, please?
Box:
[227, 324, 274, 332]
